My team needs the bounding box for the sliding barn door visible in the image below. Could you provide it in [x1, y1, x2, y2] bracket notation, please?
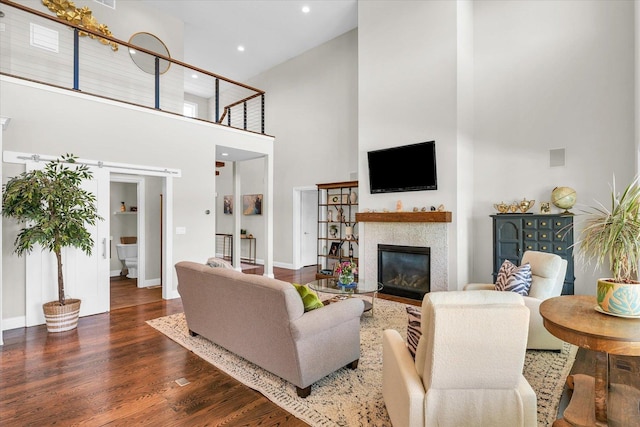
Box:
[25, 163, 110, 326]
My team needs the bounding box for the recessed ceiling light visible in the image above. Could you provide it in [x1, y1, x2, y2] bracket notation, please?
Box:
[129, 49, 136, 54]
[221, 152, 229, 157]
[237, 45, 245, 52]
[302, 5, 310, 13]
[191, 74, 198, 79]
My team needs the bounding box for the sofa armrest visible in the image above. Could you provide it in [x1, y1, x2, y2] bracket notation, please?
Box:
[382, 329, 425, 427]
[517, 376, 538, 427]
[524, 295, 564, 350]
[463, 283, 495, 291]
[290, 298, 364, 340]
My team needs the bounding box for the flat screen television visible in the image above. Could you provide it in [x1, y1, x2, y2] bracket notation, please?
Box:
[367, 141, 437, 193]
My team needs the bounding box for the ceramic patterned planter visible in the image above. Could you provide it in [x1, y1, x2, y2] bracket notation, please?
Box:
[597, 279, 640, 317]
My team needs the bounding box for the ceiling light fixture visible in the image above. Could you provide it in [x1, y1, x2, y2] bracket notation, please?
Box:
[237, 45, 245, 52]
[191, 74, 198, 79]
[302, 5, 310, 13]
[221, 152, 229, 157]
[129, 49, 136, 55]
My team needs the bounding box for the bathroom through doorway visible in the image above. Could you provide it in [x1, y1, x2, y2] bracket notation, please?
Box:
[109, 174, 162, 310]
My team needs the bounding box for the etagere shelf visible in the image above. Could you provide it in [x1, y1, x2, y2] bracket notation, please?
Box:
[316, 181, 358, 279]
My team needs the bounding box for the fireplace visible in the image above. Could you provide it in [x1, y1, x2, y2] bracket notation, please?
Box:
[378, 244, 430, 300]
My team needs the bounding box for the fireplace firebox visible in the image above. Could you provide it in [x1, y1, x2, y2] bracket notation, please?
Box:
[378, 244, 430, 300]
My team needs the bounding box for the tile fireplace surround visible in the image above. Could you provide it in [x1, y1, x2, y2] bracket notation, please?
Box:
[356, 212, 452, 294]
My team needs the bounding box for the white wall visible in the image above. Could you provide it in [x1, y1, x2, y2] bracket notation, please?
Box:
[217, 29, 359, 267]
[357, 0, 635, 293]
[1, 76, 273, 320]
[5, 0, 185, 111]
[471, 0, 635, 294]
[358, 1, 463, 286]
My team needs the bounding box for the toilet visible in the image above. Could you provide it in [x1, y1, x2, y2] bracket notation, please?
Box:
[116, 243, 138, 279]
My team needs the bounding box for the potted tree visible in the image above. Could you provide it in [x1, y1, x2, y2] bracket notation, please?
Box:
[2, 154, 102, 332]
[576, 176, 640, 317]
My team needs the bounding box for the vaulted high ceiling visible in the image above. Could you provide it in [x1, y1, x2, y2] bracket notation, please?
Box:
[140, 0, 358, 89]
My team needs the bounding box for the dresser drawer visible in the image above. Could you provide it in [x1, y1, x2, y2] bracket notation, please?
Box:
[523, 229, 552, 241]
[523, 218, 552, 230]
[524, 242, 553, 253]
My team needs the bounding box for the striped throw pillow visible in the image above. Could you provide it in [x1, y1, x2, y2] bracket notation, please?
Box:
[495, 260, 532, 295]
[406, 306, 421, 359]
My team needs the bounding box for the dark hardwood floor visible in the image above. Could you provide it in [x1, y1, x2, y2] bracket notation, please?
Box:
[110, 276, 162, 310]
[1, 266, 320, 427]
[3, 266, 637, 426]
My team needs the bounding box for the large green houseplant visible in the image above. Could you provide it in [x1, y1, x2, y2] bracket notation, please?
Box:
[2, 154, 102, 332]
[576, 176, 640, 317]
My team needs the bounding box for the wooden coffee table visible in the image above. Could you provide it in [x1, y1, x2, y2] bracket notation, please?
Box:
[540, 295, 640, 427]
[307, 278, 383, 313]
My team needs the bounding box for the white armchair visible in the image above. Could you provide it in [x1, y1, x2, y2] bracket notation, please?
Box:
[464, 250, 567, 350]
[382, 291, 537, 427]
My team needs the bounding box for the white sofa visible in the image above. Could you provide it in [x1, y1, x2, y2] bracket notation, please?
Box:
[383, 291, 537, 427]
[175, 261, 364, 397]
[464, 250, 567, 350]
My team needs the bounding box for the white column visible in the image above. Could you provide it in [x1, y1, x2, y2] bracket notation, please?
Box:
[162, 176, 174, 300]
[232, 161, 242, 271]
[0, 117, 8, 344]
[263, 153, 274, 278]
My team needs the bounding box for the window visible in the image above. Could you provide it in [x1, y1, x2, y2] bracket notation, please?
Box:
[183, 102, 198, 118]
[94, 0, 116, 9]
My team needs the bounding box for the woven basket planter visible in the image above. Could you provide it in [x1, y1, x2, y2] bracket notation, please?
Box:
[42, 299, 81, 333]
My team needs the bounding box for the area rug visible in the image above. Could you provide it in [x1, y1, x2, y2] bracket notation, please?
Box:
[147, 298, 577, 427]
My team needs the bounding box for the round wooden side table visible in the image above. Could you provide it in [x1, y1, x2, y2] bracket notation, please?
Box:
[540, 295, 640, 427]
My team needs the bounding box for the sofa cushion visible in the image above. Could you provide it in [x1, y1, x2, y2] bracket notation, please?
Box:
[406, 305, 422, 359]
[206, 257, 234, 269]
[292, 283, 324, 312]
[495, 260, 532, 295]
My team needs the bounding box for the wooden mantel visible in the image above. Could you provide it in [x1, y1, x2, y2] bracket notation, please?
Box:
[355, 211, 452, 223]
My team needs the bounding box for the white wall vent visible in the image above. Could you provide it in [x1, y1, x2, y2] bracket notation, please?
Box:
[549, 148, 566, 167]
[30, 23, 58, 53]
[94, 0, 116, 9]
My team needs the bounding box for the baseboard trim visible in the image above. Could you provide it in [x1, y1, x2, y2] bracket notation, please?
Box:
[141, 278, 161, 288]
[2, 316, 26, 331]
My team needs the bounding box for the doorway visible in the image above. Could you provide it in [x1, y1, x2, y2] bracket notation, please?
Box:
[110, 174, 163, 310]
[7, 150, 177, 327]
[292, 186, 318, 269]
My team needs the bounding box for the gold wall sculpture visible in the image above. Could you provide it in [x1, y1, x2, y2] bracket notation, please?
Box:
[41, 0, 118, 51]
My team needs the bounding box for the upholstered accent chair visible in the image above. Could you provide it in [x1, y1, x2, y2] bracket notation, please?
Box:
[382, 291, 536, 427]
[464, 250, 567, 350]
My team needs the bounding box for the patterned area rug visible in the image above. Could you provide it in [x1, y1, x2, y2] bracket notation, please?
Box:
[147, 298, 576, 427]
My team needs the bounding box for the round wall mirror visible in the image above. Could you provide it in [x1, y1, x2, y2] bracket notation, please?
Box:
[128, 32, 171, 74]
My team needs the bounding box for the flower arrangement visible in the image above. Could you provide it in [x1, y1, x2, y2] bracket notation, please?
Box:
[336, 260, 358, 277]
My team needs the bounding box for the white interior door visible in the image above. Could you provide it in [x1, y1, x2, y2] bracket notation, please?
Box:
[300, 190, 318, 267]
[26, 164, 110, 326]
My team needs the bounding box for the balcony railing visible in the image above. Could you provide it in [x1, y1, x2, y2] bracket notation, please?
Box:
[0, 0, 266, 134]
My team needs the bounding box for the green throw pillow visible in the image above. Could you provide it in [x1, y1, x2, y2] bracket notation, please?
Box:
[292, 283, 324, 312]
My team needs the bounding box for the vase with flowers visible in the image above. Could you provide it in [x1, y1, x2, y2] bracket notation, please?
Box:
[336, 260, 357, 288]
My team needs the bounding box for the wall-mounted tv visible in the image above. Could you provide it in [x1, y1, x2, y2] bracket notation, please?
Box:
[367, 141, 437, 194]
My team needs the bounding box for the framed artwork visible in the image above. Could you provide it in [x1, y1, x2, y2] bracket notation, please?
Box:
[540, 202, 551, 214]
[329, 241, 342, 257]
[223, 195, 233, 214]
[243, 194, 263, 215]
